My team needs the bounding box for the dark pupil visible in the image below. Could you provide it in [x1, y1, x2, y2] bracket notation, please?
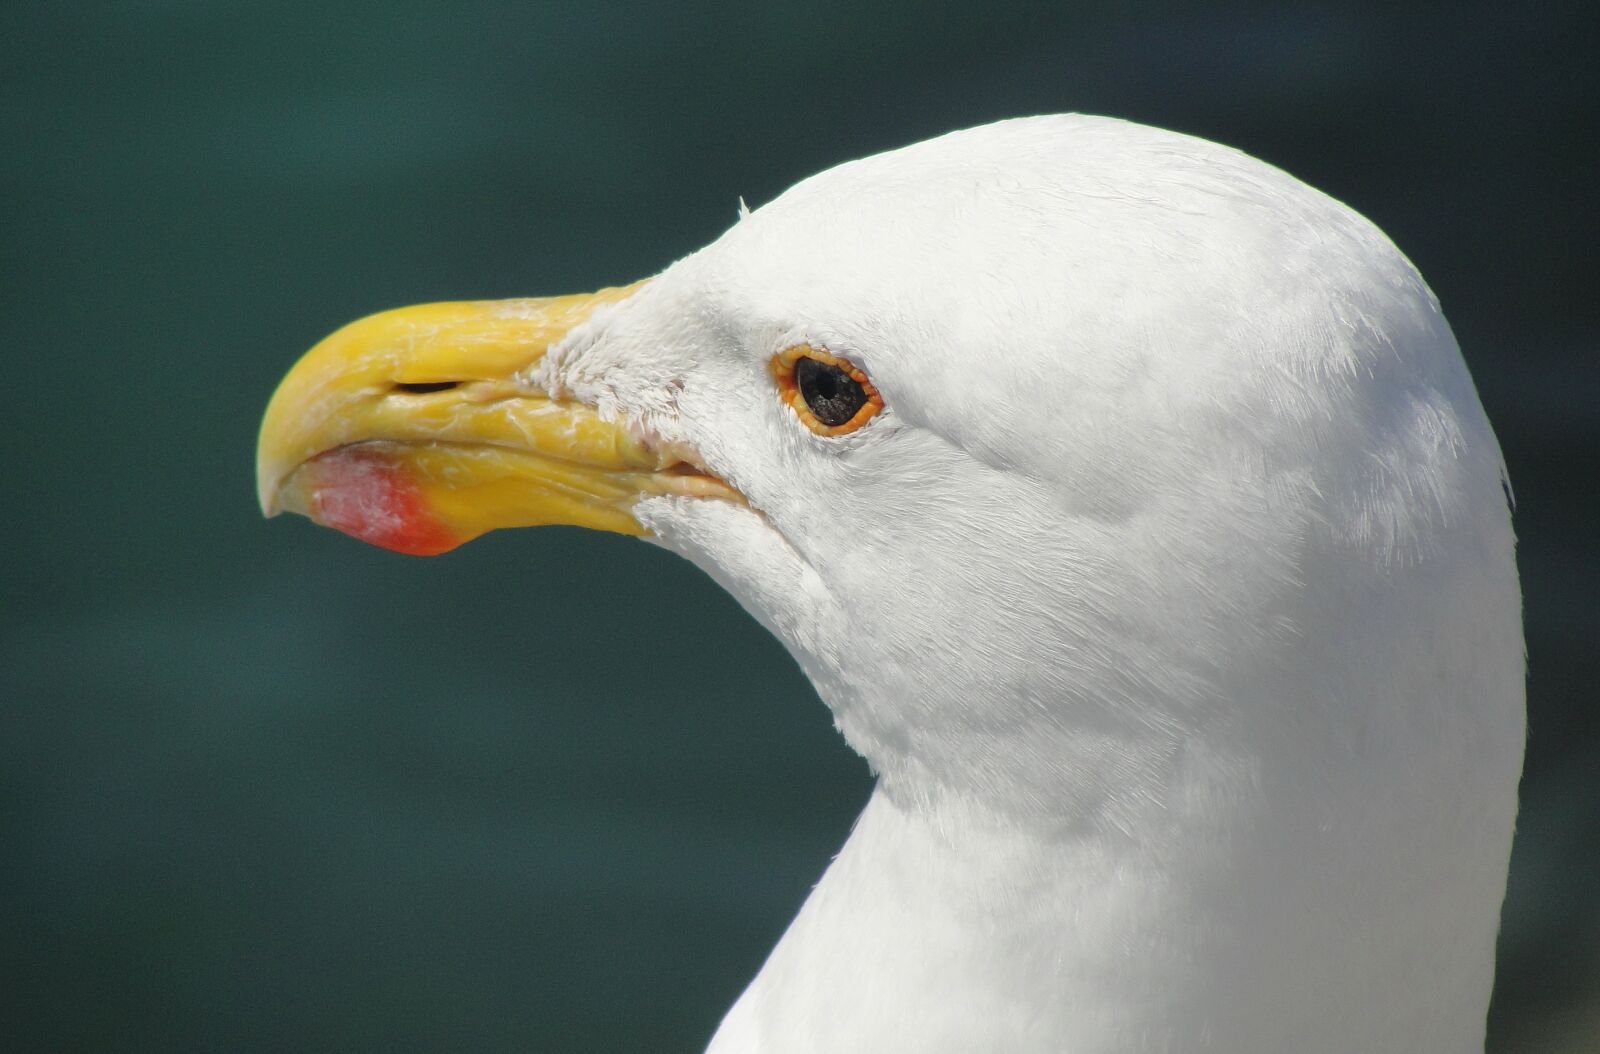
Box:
[795, 357, 867, 427]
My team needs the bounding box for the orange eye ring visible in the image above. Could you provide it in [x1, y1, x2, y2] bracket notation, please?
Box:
[770, 344, 884, 437]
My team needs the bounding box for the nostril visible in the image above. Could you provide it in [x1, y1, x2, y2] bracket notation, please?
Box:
[393, 381, 460, 394]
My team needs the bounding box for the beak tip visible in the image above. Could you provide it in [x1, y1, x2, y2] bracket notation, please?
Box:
[256, 465, 286, 519]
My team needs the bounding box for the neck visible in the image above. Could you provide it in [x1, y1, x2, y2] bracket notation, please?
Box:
[708, 702, 1511, 1054]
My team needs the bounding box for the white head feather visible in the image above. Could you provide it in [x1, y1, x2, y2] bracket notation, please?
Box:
[535, 115, 1523, 1053]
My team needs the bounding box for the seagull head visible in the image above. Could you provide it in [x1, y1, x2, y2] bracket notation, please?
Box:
[259, 113, 1518, 829]
[257, 114, 1525, 1050]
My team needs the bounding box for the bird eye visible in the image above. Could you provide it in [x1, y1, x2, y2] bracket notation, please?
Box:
[771, 344, 883, 436]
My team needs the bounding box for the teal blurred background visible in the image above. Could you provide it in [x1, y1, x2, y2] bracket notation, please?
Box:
[2, 2, 1594, 1050]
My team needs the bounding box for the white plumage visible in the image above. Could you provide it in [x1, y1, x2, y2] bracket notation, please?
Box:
[535, 115, 1524, 1053]
[258, 112, 1525, 1052]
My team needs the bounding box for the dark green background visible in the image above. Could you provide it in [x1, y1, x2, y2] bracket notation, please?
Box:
[2, 2, 1594, 1050]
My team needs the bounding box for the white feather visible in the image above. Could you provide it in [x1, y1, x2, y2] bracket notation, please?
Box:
[547, 115, 1524, 1053]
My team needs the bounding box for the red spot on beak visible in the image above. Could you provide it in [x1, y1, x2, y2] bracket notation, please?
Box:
[304, 447, 461, 556]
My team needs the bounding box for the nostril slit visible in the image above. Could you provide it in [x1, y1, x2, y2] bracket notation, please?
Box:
[393, 381, 460, 394]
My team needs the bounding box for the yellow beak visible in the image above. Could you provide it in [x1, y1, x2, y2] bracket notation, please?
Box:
[255, 284, 734, 555]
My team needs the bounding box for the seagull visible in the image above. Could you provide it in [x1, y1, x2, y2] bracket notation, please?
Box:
[256, 115, 1525, 1053]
